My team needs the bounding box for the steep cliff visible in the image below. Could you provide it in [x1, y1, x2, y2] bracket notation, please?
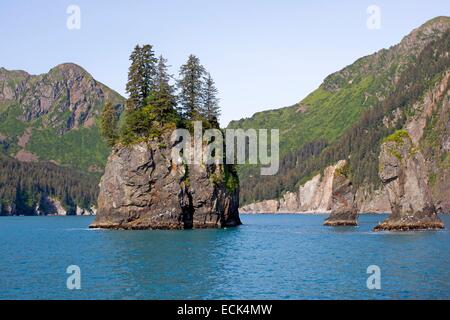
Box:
[90, 136, 241, 230]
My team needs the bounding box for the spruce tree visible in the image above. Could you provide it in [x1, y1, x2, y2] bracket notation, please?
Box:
[177, 55, 206, 120]
[125, 45, 142, 110]
[201, 72, 221, 124]
[150, 55, 177, 123]
[100, 101, 118, 146]
[125, 44, 157, 110]
[141, 44, 157, 102]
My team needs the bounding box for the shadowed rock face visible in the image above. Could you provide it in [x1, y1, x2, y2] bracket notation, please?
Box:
[90, 138, 241, 230]
[374, 134, 444, 231]
[324, 160, 358, 226]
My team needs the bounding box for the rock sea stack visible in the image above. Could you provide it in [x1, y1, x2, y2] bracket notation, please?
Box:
[323, 160, 358, 226]
[374, 131, 444, 231]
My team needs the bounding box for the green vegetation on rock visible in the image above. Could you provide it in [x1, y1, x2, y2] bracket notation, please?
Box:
[382, 130, 410, 144]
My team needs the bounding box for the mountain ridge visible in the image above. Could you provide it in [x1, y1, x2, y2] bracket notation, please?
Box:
[0, 62, 125, 172]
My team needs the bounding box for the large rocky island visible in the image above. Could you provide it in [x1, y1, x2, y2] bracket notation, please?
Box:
[90, 47, 241, 230]
[90, 137, 241, 230]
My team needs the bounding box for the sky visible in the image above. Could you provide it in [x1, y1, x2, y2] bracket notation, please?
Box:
[0, 0, 449, 126]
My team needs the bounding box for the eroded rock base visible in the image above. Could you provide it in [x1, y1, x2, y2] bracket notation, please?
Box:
[324, 219, 358, 226]
[374, 217, 444, 231]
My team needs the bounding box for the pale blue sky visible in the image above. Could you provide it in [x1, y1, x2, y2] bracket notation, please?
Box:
[0, 0, 449, 125]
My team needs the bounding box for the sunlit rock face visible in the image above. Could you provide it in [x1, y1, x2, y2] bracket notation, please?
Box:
[374, 134, 444, 231]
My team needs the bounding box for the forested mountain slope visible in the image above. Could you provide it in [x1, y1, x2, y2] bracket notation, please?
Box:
[228, 16, 450, 207]
[0, 63, 125, 214]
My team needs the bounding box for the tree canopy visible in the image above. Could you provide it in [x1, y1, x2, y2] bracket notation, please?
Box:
[102, 46, 223, 145]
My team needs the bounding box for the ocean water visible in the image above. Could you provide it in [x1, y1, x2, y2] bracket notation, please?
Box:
[0, 214, 449, 300]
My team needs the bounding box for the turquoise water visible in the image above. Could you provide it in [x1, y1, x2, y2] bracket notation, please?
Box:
[0, 214, 449, 300]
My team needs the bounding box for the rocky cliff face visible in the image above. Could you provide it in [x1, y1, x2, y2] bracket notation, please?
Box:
[90, 137, 241, 230]
[355, 186, 390, 213]
[374, 132, 444, 231]
[408, 70, 450, 214]
[239, 163, 337, 214]
[240, 160, 387, 214]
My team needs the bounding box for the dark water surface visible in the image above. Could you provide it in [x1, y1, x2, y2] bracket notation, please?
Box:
[0, 214, 449, 299]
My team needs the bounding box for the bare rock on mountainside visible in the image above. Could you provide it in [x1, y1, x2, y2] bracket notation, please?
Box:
[0, 63, 123, 132]
[90, 136, 241, 230]
[324, 160, 358, 226]
[374, 131, 444, 231]
[240, 159, 376, 216]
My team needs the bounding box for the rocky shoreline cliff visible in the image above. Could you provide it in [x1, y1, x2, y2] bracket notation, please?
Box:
[239, 160, 390, 215]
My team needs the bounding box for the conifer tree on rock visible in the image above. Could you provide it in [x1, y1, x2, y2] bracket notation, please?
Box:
[125, 44, 157, 110]
[201, 72, 221, 126]
[149, 55, 178, 124]
[100, 101, 119, 146]
[177, 55, 206, 120]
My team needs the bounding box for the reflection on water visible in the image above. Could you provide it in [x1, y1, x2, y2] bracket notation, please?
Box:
[0, 214, 449, 299]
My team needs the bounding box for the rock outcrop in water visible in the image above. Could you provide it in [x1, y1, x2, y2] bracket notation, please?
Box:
[90, 136, 241, 230]
[374, 131, 444, 231]
[324, 160, 358, 226]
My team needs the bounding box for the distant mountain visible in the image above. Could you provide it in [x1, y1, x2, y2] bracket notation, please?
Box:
[0, 63, 125, 173]
[0, 63, 125, 215]
[228, 16, 450, 211]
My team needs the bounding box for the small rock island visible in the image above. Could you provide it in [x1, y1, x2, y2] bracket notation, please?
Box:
[374, 131, 444, 231]
[323, 160, 359, 226]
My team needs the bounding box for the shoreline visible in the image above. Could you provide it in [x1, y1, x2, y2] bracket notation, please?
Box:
[239, 211, 391, 215]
